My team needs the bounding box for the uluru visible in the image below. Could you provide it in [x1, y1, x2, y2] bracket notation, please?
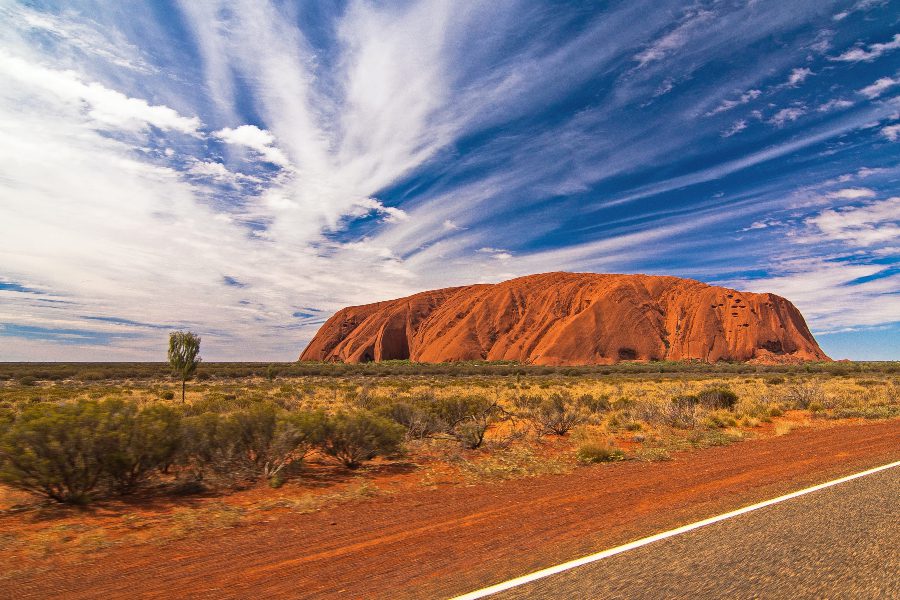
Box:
[300, 272, 829, 365]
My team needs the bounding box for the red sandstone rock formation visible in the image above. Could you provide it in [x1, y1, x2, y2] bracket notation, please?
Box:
[299, 272, 829, 365]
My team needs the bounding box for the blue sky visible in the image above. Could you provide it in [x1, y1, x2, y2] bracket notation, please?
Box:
[0, 0, 898, 361]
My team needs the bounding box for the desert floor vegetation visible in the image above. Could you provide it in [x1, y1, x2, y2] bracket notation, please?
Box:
[0, 361, 897, 570]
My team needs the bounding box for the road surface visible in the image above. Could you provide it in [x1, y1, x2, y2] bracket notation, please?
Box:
[486, 464, 899, 599]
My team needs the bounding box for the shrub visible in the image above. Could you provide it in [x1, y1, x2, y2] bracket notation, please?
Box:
[320, 411, 404, 468]
[782, 384, 823, 410]
[381, 400, 441, 440]
[696, 388, 739, 410]
[704, 411, 738, 429]
[433, 395, 501, 449]
[230, 405, 325, 479]
[160, 390, 175, 401]
[662, 395, 702, 428]
[529, 392, 586, 436]
[179, 412, 240, 479]
[0, 401, 111, 503]
[577, 441, 625, 463]
[99, 401, 182, 494]
[577, 394, 610, 414]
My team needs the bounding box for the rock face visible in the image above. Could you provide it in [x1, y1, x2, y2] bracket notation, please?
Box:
[299, 272, 829, 365]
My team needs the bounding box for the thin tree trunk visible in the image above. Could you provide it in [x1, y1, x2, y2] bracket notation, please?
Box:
[182, 378, 186, 403]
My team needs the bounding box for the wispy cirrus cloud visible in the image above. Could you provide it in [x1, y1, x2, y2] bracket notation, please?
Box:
[2, 0, 899, 360]
[831, 33, 900, 62]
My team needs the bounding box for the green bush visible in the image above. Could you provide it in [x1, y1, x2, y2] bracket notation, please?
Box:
[230, 404, 325, 479]
[99, 401, 182, 494]
[178, 412, 240, 479]
[0, 401, 111, 503]
[433, 395, 501, 449]
[381, 399, 441, 440]
[320, 411, 404, 468]
[577, 394, 610, 414]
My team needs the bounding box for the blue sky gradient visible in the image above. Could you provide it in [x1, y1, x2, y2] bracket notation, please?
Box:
[0, 0, 898, 360]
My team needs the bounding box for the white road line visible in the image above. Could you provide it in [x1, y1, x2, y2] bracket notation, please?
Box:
[451, 460, 900, 600]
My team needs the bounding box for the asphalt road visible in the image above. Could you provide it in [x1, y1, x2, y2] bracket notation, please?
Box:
[489, 464, 899, 599]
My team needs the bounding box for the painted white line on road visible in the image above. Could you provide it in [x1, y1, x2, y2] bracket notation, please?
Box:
[452, 460, 900, 600]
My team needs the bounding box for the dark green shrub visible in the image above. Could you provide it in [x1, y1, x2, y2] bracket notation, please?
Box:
[696, 388, 739, 410]
[230, 404, 325, 479]
[99, 401, 182, 494]
[381, 400, 440, 439]
[0, 401, 111, 503]
[179, 412, 240, 479]
[160, 390, 175, 401]
[320, 411, 404, 468]
[577, 394, 610, 414]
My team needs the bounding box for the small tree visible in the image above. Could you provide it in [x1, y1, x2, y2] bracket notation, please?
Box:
[168, 331, 201, 402]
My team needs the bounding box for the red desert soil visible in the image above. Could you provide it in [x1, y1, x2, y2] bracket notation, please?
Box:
[3, 419, 896, 600]
[300, 272, 829, 365]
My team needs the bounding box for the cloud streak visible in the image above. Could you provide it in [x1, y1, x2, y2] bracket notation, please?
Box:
[1, 0, 899, 360]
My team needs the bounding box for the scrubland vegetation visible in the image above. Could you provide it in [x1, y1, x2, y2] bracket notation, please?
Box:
[0, 360, 896, 570]
[1, 360, 897, 508]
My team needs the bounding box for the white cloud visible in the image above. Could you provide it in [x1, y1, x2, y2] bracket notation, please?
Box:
[352, 198, 410, 224]
[477, 247, 513, 260]
[859, 76, 900, 99]
[831, 33, 900, 62]
[857, 167, 887, 178]
[633, 9, 715, 67]
[706, 89, 761, 116]
[805, 196, 900, 247]
[185, 159, 262, 184]
[740, 219, 781, 232]
[817, 98, 854, 112]
[0, 51, 201, 134]
[787, 67, 812, 86]
[882, 123, 900, 141]
[1, 4, 153, 73]
[728, 259, 900, 334]
[722, 119, 747, 137]
[214, 125, 292, 168]
[768, 106, 806, 126]
[828, 188, 876, 199]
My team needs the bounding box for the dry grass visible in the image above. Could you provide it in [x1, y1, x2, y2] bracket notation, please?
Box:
[0, 364, 896, 572]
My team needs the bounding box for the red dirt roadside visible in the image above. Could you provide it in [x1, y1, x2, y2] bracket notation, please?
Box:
[4, 419, 898, 599]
